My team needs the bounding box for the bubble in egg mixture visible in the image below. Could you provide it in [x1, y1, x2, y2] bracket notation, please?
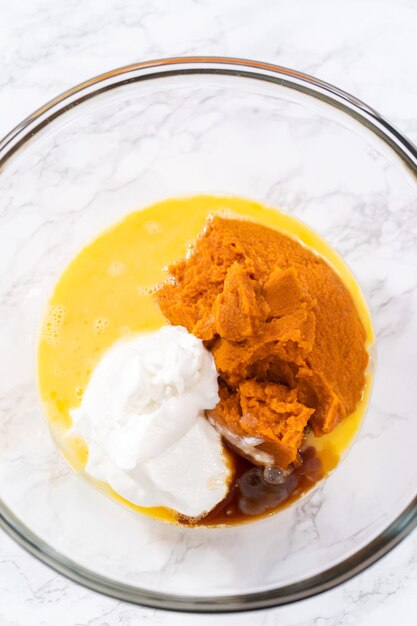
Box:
[41, 304, 66, 346]
[144, 221, 162, 234]
[136, 285, 159, 297]
[213, 208, 244, 220]
[93, 317, 109, 335]
[108, 261, 126, 277]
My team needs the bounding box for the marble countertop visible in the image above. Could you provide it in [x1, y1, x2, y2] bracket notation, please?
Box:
[1, 0, 416, 624]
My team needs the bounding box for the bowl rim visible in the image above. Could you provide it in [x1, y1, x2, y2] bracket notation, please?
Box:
[0, 56, 416, 613]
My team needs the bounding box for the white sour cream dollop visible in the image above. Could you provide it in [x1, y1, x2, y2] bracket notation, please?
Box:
[70, 325, 231, 518]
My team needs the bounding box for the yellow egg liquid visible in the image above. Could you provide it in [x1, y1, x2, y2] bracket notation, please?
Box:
[38, 195, 374, 525]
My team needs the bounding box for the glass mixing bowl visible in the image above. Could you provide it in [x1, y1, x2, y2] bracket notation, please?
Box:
[0, 58, 416, 612]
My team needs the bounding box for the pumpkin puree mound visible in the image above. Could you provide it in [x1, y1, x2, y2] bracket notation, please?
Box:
[157, 217, 368, 469]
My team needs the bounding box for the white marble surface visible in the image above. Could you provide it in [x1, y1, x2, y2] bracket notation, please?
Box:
[1, 0, 417, 624]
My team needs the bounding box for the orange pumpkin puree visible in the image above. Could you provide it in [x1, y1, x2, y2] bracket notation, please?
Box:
[157, 217, 369, 469]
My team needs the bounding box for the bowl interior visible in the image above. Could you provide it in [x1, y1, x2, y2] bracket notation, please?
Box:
[1, 63, 416, 610]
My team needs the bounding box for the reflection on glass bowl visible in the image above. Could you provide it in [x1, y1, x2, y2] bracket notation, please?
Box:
[0, 58, 416, 612]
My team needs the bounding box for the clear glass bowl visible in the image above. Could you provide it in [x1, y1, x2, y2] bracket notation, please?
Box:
[0, 58, 416, 612]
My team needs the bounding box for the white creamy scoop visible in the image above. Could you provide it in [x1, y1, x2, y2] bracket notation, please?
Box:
[70, 325, 231, 518]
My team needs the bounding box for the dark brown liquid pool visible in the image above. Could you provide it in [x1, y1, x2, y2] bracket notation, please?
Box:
[181, 445, 327, 526]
